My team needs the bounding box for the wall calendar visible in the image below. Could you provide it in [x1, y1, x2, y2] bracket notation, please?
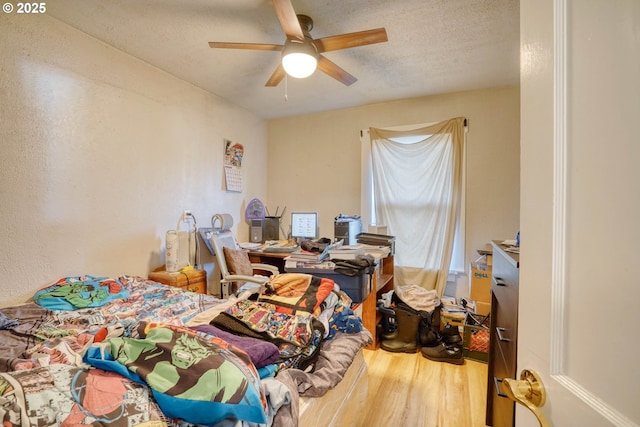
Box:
[223, 139, 243, 192]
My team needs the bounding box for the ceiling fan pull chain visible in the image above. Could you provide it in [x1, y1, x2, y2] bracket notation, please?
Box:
[284, 74, 288, 102]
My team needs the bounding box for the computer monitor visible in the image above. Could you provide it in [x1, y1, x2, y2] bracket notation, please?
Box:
[290, 212, 318, 240]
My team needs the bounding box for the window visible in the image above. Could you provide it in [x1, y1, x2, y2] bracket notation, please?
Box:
[360, 118, 467, 293]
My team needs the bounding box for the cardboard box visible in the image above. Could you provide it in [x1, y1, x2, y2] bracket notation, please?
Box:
[459, 299, 490, 316]
[469, 256, 492, 304]
[440, 310, 466, 330]
[475, 301, 491, 316]
[149, 266, 207, 294]
[476, 244, 493, 266]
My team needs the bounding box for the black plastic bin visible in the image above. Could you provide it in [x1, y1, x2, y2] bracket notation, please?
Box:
[284, 266, 371, 303]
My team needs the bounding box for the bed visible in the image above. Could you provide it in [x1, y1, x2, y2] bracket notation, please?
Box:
[0, 274, 372, 426]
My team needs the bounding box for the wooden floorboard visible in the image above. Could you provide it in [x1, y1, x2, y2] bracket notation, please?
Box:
[362, 348, 489, 427]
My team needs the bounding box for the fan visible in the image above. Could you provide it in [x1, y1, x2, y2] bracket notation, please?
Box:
[208, 0, 388, 87]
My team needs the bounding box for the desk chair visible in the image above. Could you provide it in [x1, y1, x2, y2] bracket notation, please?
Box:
[210, 229, 279, 298]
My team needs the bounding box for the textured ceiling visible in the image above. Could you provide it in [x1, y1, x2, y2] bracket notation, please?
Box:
[46, 0, 520, 119]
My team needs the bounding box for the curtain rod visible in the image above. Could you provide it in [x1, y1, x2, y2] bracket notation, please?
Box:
[360, 118, 468, 138]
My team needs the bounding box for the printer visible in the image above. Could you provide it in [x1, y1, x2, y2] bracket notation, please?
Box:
[334, 214, 362, 245]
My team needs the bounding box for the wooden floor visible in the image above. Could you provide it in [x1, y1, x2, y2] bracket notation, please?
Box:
[362, 348, 489, 427]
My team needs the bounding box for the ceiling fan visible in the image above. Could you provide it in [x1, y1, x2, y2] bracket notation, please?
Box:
[208, 0, 388, 87]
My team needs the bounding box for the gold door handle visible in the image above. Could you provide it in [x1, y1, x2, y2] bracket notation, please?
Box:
[502, 369, 550, 427]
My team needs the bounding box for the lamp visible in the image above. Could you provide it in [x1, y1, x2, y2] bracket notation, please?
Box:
[281, 38, 318, 79]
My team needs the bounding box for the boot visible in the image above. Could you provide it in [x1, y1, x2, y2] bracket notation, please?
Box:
[417, 304, 462, 347]
[420, 324, 464, 365]
[378, 304, 398, 340]
[418, 308, 464, 364]
[380, 305, 420, 353]
[418, 309, 440, 347]
[420, 341, 464, 365]
[440, 324, 463, 346]
[431, 303, 442, 331]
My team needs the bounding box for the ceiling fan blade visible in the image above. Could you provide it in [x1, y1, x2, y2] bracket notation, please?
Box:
[272, 0, 304, 40]
[209, 42, 283, 51]
[317, 55, 357, 86]
[313, 28, 388, 53]
[265, 63, 286, 87]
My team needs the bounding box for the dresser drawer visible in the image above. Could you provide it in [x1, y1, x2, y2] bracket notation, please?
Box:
[493, 316, 516, 375]
[491, 247, 519, 290]
[491, 275, 518, 316]
[491, 341, 516, 427]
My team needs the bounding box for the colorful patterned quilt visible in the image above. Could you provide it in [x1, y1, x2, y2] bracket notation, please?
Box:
[0, 275, 372, 427]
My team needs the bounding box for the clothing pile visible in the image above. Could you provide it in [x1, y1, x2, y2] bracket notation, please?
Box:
[211, 273, 363, 372]
[299, 237, 332, 253]
[333, 255, 377, 277]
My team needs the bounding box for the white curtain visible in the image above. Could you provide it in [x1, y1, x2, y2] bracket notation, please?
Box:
[369, 117, 465, 296]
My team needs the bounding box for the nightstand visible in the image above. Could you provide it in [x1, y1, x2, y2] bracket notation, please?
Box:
[148, 267, 207, 294]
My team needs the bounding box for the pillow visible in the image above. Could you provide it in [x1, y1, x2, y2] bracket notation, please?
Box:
[33, 275, 130, 310]
[223, 247, 253, 277]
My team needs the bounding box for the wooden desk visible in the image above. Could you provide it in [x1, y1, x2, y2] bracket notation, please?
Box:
[247, 251, 290, 273]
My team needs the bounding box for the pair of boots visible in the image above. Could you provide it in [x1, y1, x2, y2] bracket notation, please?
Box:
[379, 303, 464, 365]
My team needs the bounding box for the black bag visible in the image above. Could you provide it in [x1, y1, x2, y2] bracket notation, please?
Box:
[300, 237, 332, 253]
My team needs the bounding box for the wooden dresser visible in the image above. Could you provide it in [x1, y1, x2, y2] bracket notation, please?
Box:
[486, 241, 519, 427]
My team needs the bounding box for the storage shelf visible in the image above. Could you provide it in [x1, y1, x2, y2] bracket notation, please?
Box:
[362, 255, 394, 350]
[377, 273, 393, 291]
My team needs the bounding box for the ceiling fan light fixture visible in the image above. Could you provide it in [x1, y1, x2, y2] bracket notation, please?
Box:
[282, 39, 318, 78]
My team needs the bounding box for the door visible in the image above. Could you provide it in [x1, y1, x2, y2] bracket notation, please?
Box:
[519, 1, 639, 426]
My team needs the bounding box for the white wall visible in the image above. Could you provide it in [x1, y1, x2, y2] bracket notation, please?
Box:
[0, 14, 268, 304]
[266, 87, 520, 296]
